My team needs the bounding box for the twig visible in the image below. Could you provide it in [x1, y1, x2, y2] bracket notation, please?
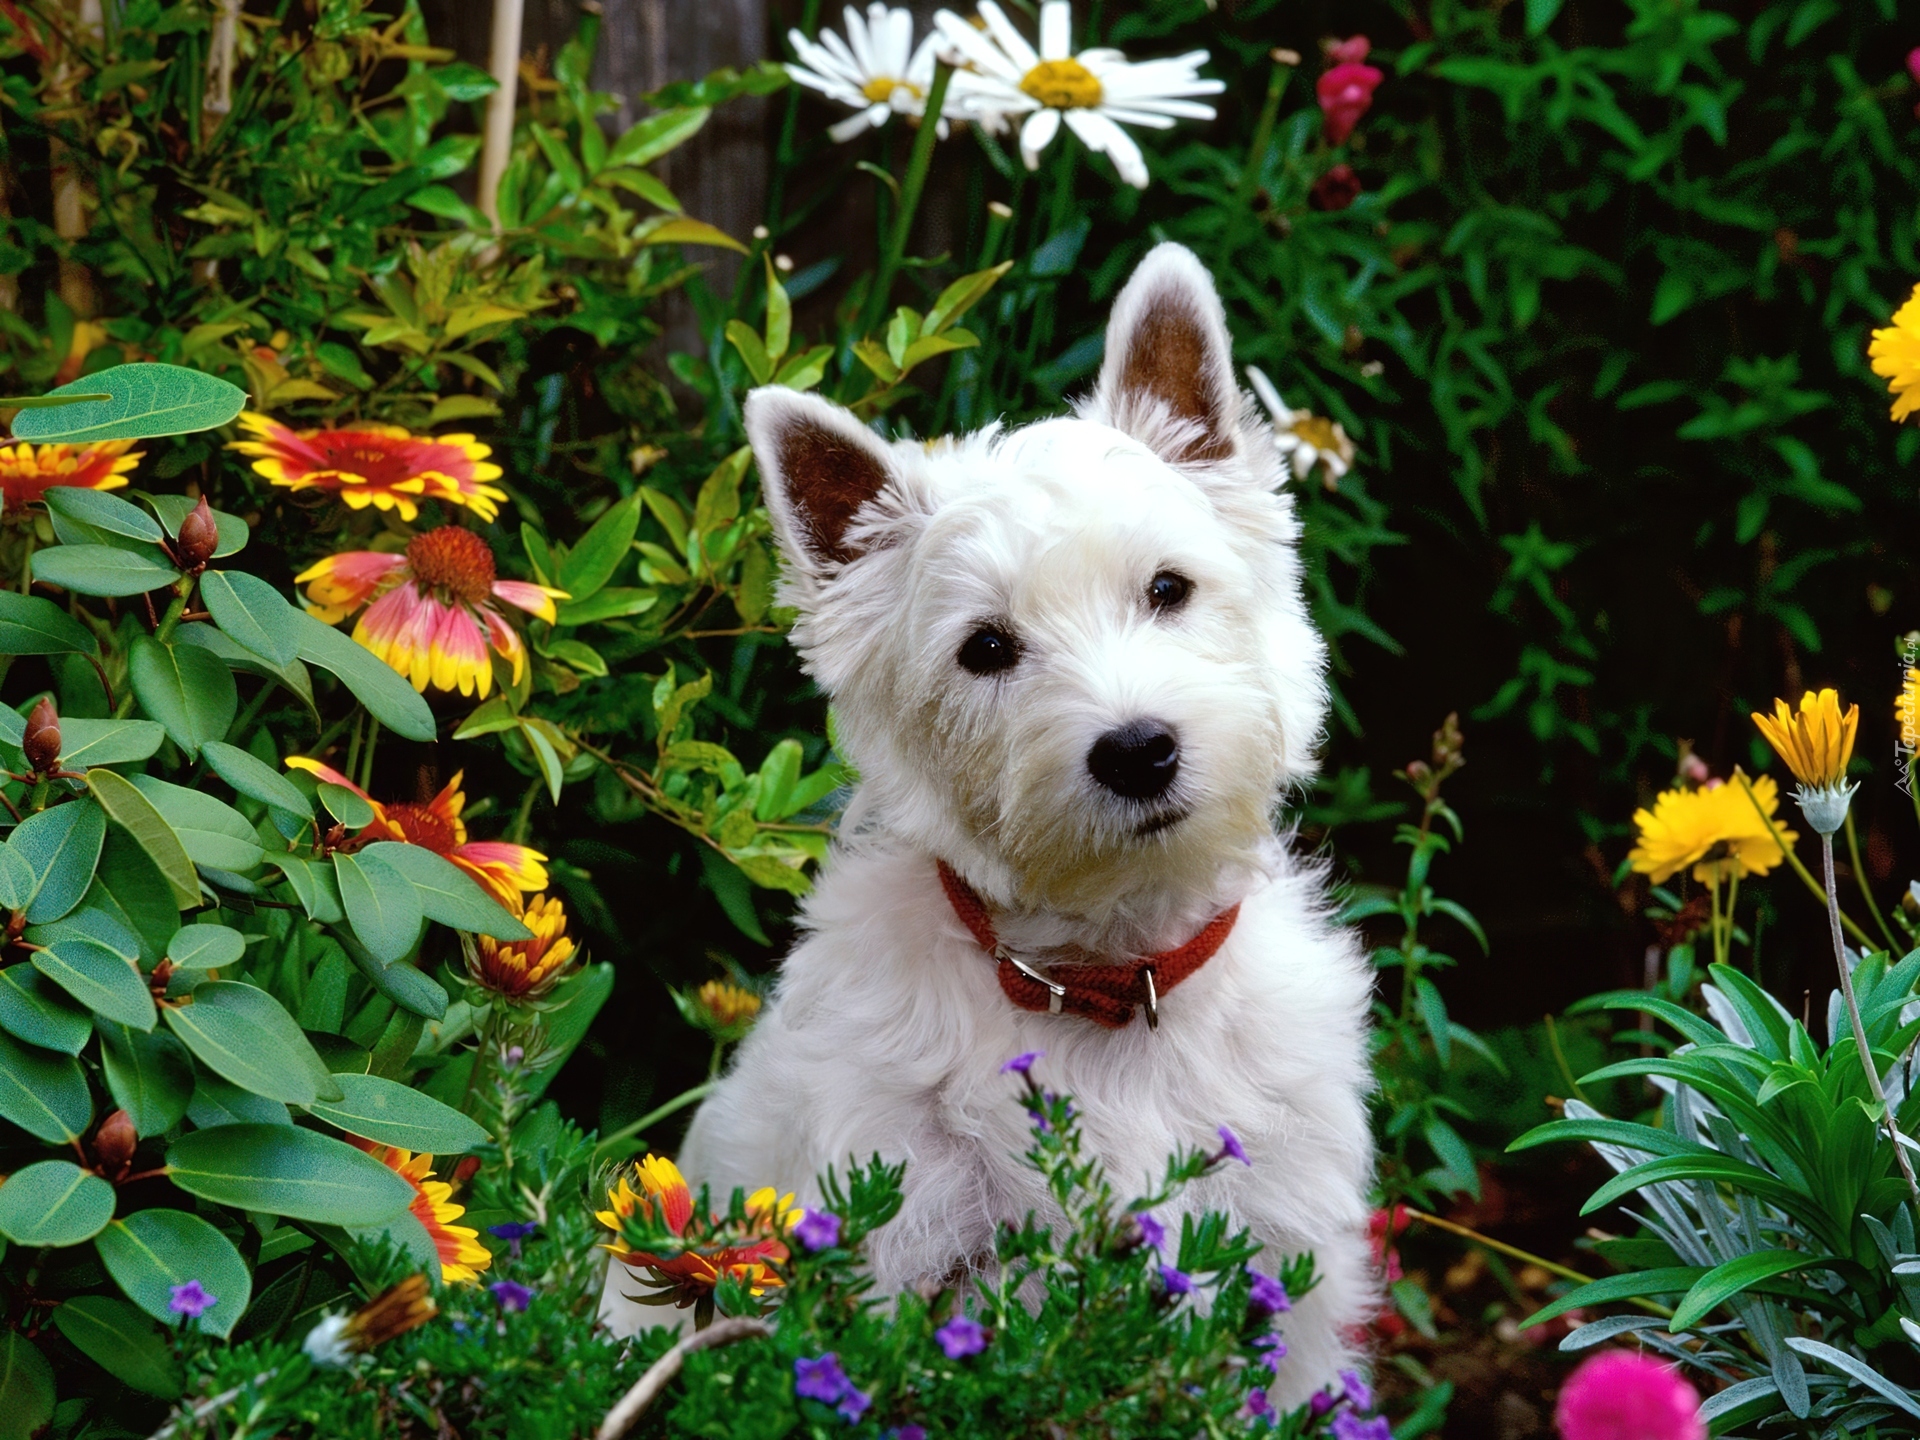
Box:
[595, 1316, 769, 1440]
[147, 1371, 276, 1440]
[1403, 1207, 1672, 1318]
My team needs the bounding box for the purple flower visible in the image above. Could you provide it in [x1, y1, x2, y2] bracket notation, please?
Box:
[1246, 1387, 1275, 1424]
[1000, 1050, 1044, 1074]
[795, 1353, 853, 1405]
[168, 1280, 216, 1319]
[1331, 1416, 1392, 1440]
[1134, 1211, 1167, 1250]
[837, 1386, 872, 1423]
[489, 1280, 533, 1313]
[1158, 1264, 1193, 1295]
[795, 1208, 842, 1251]
[890, 1429, 927, 1440]
[1253, 1332, 1288, 1373]
[503, 1044, 524, 1068]
[1341, 1368, 1374, 1412]
[1248, 1271, 1291, 1317]
[488, 1220, 537, 1258]
[1310, 1391, 1337, 1416]
[1217, 1125, 1250, 1165]
[935, 1314, 988, 1359]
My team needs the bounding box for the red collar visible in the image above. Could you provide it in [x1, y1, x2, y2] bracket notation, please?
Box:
[937, 861, 1240, 1031]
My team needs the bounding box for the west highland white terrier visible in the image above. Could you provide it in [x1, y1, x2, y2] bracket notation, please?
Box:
[601, 242, 1376, 1401]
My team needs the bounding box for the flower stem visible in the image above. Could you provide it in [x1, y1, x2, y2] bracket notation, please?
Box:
[1844, 808, 1900, 953]
[1733, 771, 1875, 950]
[593, 1079, 718, 1155]
[1402, 1207, 1672, 1317]
[1821, 833, 1920, 1210]
[1232, 55, 1291, 210]
[861, 60, 954, 337]
[1707, 868, 1725, 970]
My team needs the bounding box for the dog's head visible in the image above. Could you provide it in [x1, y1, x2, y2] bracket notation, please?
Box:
[744, 244, 1327, 917]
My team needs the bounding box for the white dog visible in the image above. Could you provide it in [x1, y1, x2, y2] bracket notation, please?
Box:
[601, 243, 1377, 1403]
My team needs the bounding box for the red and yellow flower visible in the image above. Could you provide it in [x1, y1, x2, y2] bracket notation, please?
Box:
[353, 1140, 492, 1284]
[467, 892, 578, 1000]
[283, 757, 547, 905]
[231, 413, 508, 522]
[296, 526, 566, 698]
[0, 439, 141, 518]
[596, 1154, 798, 1308]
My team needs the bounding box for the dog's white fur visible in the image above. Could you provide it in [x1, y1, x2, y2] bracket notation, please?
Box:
[599, 244, 1376, 1402]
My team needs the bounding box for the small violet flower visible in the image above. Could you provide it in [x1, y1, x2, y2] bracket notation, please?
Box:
[889, 1429, 927, 1440]
[1158, 1264, 1194, 1295]
[1341, 1369, 1374, 1412]
[1248, 1270, 1291, 1317]
[1331, 1416, 1393, 1440]
[1553, 1351, 1706, 1440]
[795, 1208, 843, 1251]
[488, 1220, 537, 1258]
[1134, 1211, 1167, 1250]
[795, 1353, 854, 1405]
[1253, 1333, 1288, 1373]
[1245, 1387, 1276, 1425]
[1000, 1050, 1044, 1075]
[837, 1386, 872, 1423]
[1310, 1391, 1337, 1416]
[934, 1314, 988, 1359]
[168, 1280, 216, 1319]
[1216, 1125, 1250, 1165]
[488, 1279, 533, 1313]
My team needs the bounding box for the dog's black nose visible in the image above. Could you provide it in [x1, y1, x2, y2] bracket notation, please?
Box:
[1088, 721, 1180, 800]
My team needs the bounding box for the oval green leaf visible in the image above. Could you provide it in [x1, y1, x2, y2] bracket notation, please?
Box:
[31, 543, 179, 597]
[42, 486, 164, 543]
[57, 717, 165, 768]
[87, 769, 200, 907]
[127, 635, 237, 760]
[52, 1295, 181, 1398]
[127, 775, 261, 874]
[307, 1072, 489, 1153]
[0, 1332, 54, 1440]
[0, 1029, 91, 1141]
[9, 798, 106, 923]
[0, 966, 92, 1055]
[168, 923, 246, 970]
[95, 1207, 252, 1339]
[36, 937, 156, 1030]
[0, 1160, 114, 1245]
[334, 848, 425, 964]
[165, 1123, 415, 1226]
[200, 740, 313, 818]
[201, 569, 302, 667]
[101, 1021, 193, 1136]
[288, 610, 435, 740]
[10, 362, 247, 443]
[145, 495, 247, 556]
[164, 980, 341, 1104]
[0, 591, 96, 656]
[364, 841, 530, 940]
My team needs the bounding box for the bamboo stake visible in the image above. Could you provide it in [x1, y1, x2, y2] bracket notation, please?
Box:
[477, 0, 525, 229]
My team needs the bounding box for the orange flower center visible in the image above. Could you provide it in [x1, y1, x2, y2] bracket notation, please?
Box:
[406, 526, 497, 606]
[384, 802, 458, 853]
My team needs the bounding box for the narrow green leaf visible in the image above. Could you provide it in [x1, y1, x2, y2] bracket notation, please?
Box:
[334, 849, 425, 964]
[200, 739, 311, 819]
[0, 1161, 113, 1245]
[9, 799, 106, 923]
[200, 569, 301, 667]
[95, 1208, 252, 1339]
[56, 717, 164, 768]
[100, 1021, 193, 1136]
[165, 1123, 415, 1226]
[164, 980, 342, 1104]
[127, 634, 237, 759]
[37, 936, 156, 1029]
[87, 770, 199, 906]
[53, 1295, 181, 1398]
[0, 591, 96, 656]
[557, 492, 642, 599]
[308, 1072, 490, 1153]
[10, 362, 247, 443]
[363, 841, 530, 939]
[1522, 1267, 1704, 1329]
[1670, 1249, 1825, 1331]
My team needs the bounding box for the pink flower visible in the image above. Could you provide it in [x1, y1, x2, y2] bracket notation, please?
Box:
[1311, 163, 1364, 211]
[1555, 1352, 1705, 1440]
[1907, 46, 1920, 84]
[1317, 40, 1383, 146]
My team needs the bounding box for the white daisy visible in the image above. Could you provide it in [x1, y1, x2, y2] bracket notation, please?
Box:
[788, 5, 953, 143]
[931, 0, 1222, 188]
[1247, 366, 1356, 487]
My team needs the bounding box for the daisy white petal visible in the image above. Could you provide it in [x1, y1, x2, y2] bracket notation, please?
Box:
[842, 5, 876, 75]
[1020, 107, 1063, 169]
[1039, 0, 1072, 62]
[1065, 107, 1146, 187]
[934, 12, 1024, 83]
[979, 0, 1043, 74]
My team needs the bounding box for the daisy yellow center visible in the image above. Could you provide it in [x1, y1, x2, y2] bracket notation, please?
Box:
[1020, 57, 1102, 110]
[1291, 416, 1342, 450]
[406, 526, 497, 606]
[862, 76, 916, 103]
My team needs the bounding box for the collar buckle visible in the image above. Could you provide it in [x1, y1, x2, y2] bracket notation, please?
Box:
[1142, 966, 1159, 1031]
[998, 947, 1066, 1015]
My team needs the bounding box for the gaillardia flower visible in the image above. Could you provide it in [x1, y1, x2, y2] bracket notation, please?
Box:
[1870, 283, 1920, 422]
[1627, 773, 1796, 885]
[353, 1140, 492, 1284]
[597, 1153, 798, 1309]
[303, 1275, 438, 1366]
[232, 413, 508, 522]
[934, 0, 1223, 189]
[678, 978, 762, 1040]
[0, 439, 140, 517]
[467, 892, 578, 1001]
[1751, 689, 1858, 834]
[284, 757, 546, 904]
[297, 527, 565, 698]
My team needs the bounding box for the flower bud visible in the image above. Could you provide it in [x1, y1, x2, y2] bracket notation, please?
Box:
[175, 496, 219, 570]
[22, 696, 60, 775]
[95, 1108, 137, 1175]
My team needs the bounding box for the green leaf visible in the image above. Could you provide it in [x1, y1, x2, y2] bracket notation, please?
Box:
[10, 362, 247, 443]
[334, 849, 425, 964]
[558, 493, 642, 600]
[165, 1123, 415, 1225]
[95, 1208, 252, 1339]
[87, 770, 200, 906]
[128, 775, 262, 874]
[726, 320, 773, 386]
[0, 1333, 53, 1440]
[56, 717, 164, 768]
[307, 1072, 490, 1153]
[164, 980, 342, 1104]
[924, 261, 1014, 335]
[316, 782, 376, 830]
[52, 1295, 180, 1397]
[176, 623, 313, 717]
[186, 1067, 289, 1128]
[31, 543, 179, 597]
[128, 635, 237, 759]
[37, 936, 157, 1029]
[201, 740, 313, 819]
[93, 824, 183, 957]
[1522, 1267, 1705, 1329]
[10, 798, 106, 923]
[289, 611, 435, 741]
[754, 739, 803, 821]
[168, 923, 245, 970]
[100, 1022, 193, 1135]
[363, 840, 530, 939]
[0, 1028, 90, 1142]
[0, 591, 96, 655]
[200, 569, 302, 667]
[0, 966, 91, 1055]
[0, 1160, 113, 1244]
[0, 843, 30, 912]
[554, 586, 659, 626]
[605, 106, 709, 169]
[1670, 1249, 1824, 1331]
[42, 486, 164, 543]
[269, 853, 343, 924]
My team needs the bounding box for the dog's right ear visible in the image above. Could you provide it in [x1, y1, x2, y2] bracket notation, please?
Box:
[744, 388, 899, 574]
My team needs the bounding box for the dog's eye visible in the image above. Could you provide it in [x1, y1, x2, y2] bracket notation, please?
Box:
[1147, 571, 1192, 612]
[957, 625, 1021, 676]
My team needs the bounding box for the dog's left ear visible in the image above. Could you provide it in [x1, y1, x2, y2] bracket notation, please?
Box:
[1090, 242, 1241, 466]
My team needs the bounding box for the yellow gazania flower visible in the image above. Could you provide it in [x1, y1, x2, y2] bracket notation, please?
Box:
[1751, 689, 1857, 790]
[1628, 774, 1796, 885]
[1871, 283, 1920, 422]
[0, 439, 141, 518]
[596, 1154, 799, 1307]
[353, 1140, 492, 1284]
[466, 892, 578, 1001]
[230, 413, 508, 522]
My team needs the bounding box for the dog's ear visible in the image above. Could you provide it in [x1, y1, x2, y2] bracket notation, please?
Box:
[744, 388, 899, 572]
[1091, 242, 1240, 465]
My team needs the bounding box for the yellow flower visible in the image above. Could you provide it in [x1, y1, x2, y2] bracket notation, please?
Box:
[1628, 774, 1796, 885]
[1871, 283, 1920, 422]
[466, 892, 578, 1001]
[677, 979, 762, 1041]
[0, 440, 141, 518]
[1751, 689, 1857, 790]
[595, 1154, 799, 1308]
[352, 1140, 492, 1284]
[230, 413, 507, 522]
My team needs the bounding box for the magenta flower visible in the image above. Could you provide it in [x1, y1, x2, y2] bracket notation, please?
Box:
[1909, 47, 1920, 83]
[1134, 1211, 1167, 1250]
[168, 1280, 216, 1319]
[935, 1314, 988, 1359]
[1310, 1390, 1337, 1416]
[1317, 39, 1383, 146]
[1554, 1351, 1705, 1440]
[1001, 1050, 1044, 1075]
[1248, 1270, 1291, 1317]
[1216, 1125, 1250, 1165]
[796, 1208, 842, 1251]
[488, 1279, 533, 1312]
[1159, 1264, 1194, 1295]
